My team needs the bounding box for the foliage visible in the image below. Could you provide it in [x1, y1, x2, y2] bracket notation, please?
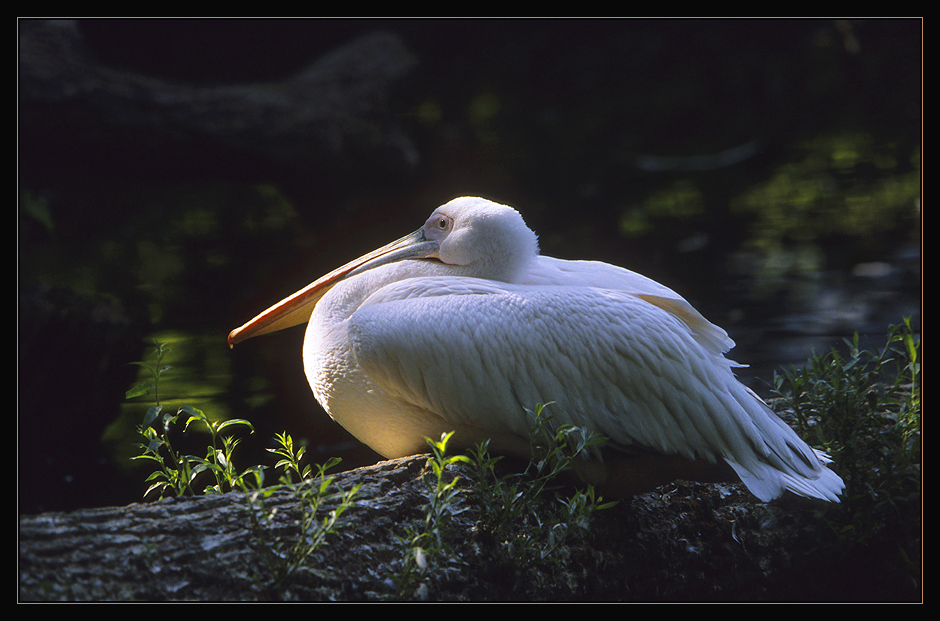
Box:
[242, 435, 361, 596]
[468, 404, 618, 572]
[126, 342, 360, 598]
[769, 318, 921, 595]
[471, 403, 613, 535]
[392, 410, 617, 600]
[127, 341, 258, 498]
[392, 431, 471, 599]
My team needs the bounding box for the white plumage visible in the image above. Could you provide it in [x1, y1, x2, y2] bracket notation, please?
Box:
[229, 196, 844, 502]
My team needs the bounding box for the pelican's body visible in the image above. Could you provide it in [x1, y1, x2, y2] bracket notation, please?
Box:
[230, 197, 844, 502]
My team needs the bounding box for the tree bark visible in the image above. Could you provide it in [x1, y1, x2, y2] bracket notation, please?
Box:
[19, 454, 843, 602]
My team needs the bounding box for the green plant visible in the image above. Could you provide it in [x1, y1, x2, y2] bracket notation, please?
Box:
[127, 342, 257, 499]
[470, 404, 614, 537]
[390, 411, 617, 600]
[126, 341, 360, 598]
[392, 431, 470, 599]
[467, 404, 617, 572]
[243, 433, 361, 595]
[125, 340, 172, 406]
[770, 318, 921, 596]
[268, 431, 314, 482]
[770, 319, 920, 494]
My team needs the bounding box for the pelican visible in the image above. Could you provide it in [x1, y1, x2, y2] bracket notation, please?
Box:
[229, 196, 844, 502]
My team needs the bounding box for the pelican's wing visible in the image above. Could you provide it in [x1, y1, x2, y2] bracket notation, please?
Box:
[348, 277, 843, 502]
[524, 257, 737, 358]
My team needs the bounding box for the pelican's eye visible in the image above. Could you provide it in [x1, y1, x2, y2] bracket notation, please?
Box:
[434, 215, 452, 231]
[424, 213, 453, 241]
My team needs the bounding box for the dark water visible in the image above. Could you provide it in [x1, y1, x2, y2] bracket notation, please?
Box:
[18, 19, 921, 514]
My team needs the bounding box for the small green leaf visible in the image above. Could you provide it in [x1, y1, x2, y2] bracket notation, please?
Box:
[142, 405, 162, 428]
[217, 418, 255, 434]
[127, 360, 156, 374]
[125, 381, 154, 400]
[131, 453, 161, 464]
[144, 481, 166, 498]
[179, 405, 207, 427]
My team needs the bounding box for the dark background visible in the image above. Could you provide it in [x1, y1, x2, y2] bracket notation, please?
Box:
[18, 19, 921, 515]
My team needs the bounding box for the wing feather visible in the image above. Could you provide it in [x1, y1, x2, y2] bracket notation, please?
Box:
[523, 257, 737, 358]
[346, 275, 842, 502]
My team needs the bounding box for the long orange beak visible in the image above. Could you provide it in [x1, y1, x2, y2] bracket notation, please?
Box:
[228, 228, 439, 348]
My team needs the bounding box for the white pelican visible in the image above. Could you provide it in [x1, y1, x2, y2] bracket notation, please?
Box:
[229, 196, 844, 502]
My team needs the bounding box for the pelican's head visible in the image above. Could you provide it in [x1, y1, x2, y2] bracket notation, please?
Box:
[425, 197, 539, 282]
[228, 197, 539, 347]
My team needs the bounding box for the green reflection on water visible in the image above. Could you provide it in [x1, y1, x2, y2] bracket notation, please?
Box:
[105, 329, 238, 471]
[731, 132, 920, 251]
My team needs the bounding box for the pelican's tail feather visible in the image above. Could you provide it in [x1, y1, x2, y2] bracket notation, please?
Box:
[724, 449, 845, 503]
